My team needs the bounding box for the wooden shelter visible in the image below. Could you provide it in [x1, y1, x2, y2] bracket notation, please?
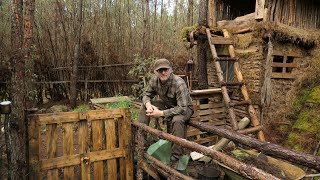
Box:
[200, 0, 320, 145]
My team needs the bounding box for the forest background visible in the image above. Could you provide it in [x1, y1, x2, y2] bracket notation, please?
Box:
[0, 0, 202, 178]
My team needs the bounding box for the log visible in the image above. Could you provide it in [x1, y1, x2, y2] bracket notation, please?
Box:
[188, 120, 320, 171]
[132, 122, 280, 180]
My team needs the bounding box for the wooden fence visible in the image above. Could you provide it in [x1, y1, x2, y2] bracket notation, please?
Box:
[28, 108, 134, 180]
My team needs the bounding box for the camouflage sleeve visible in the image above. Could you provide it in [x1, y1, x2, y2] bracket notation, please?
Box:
[142, 78, 157, 106]
[163, 81, 190, 117]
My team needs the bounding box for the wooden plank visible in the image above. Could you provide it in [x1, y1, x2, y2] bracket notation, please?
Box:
[79, 120, 90, 180]
[118, 117, 127, 180]
[106, 119, 117, 180]
[122, 109, 134, 180]
[272, 73, 295, 79]
[87, 109, 123, 120]
[92, 120, 104, 179]
[210, 36, 233, 45]
[271, 62, 297, 68]
[88, 149, 126, 162]
[63, 122, 74, 179]
[34, 109, 123, 124]
[46, 124, 58, 179]
[28, 116, 40, 179]
[90, 96, 130, 104]
[41, 149, 126, 170]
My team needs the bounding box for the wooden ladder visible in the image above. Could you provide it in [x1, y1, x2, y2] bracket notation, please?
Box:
[205, 28, 266, 141]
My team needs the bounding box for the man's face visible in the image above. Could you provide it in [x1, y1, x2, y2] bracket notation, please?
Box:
[155, 68, 172, 83]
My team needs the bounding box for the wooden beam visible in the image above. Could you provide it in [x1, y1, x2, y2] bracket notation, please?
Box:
[271, 73, 295, 79]
[271, 62, 297, 68]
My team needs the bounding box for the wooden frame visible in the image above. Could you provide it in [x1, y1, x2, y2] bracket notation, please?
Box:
[28, 108, 134, 180]
[271, 51, 299, 79]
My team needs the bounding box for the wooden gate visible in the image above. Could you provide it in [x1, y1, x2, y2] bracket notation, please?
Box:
[28, 108, 134, 180]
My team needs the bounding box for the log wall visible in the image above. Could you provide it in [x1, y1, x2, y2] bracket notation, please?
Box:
[216, 0, 320, 29]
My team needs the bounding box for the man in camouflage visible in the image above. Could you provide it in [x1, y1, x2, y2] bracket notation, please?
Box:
[139, 58, 193, 161]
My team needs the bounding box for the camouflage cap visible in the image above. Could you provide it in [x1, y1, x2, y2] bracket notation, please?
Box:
[154, 59, 171, 71]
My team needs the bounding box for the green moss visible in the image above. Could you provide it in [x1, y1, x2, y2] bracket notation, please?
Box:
[306, 86, 320, 104]
[72, 104, 90, 112]
[287, 133, 307, 152]
[293, 109, 320, 133]
[180, 26, 197, 48]
[286, 86, 320, 153]
[180, 26, 197, 41]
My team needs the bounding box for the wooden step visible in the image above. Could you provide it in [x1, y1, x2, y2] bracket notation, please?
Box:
[214, 57, 238, 61]
[228, 100, 251, 107]
[220, 81, 245, 87]
[210, 36, 233, 45]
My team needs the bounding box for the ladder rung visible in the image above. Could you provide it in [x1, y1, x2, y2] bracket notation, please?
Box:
[214, 57, 238, 61]
[210, 36, 233, 45]
[220, 81, 245, 87]
[229, 100, 251, 107]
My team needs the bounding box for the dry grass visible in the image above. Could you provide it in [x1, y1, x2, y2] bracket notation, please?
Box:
[254, 21, 320, 47]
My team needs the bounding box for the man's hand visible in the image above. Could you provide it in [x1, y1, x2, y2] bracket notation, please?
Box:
[145, 102, 164, 117]
[148, 108, 164, 117]
[145, 102, 156, 114]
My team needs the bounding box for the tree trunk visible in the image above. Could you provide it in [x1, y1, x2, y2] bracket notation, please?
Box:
[197, 0, 208, 90]
[141, 0, 150, 58]
[187, 0, 194, 26]
[24, 0, 36, 107]
[70, 0, 83, 108]
[8, 0, 28, 179]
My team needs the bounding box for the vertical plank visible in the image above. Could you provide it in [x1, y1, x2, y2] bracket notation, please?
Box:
[118, 116, 126, 180]
[63, 122, 74, 179]
[122, 109, 134, 179]
[28, 115, 40, 179]
[255, 0, 265, 20]
[106, 118, 117, 180]
[79, 120, 90, 180]
[92, 120, 104, 179]
[46, 123, 58, 180]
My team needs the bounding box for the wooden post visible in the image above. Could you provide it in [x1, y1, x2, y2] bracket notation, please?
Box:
[28, 115, 40, 179]
[255, 0, 265, 20]
[208, 0, 217, 28]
